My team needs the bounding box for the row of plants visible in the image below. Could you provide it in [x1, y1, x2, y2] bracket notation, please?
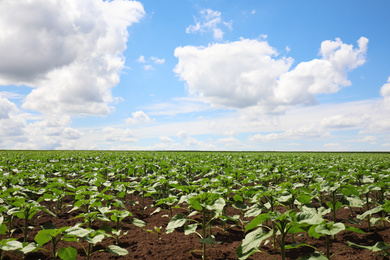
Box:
[0, 151, 389, 259]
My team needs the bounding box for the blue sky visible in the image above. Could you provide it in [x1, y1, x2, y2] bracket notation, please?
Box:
[0, 0, 390, 151]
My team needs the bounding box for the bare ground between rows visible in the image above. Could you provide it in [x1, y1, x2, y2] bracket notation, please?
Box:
[1, 195, 390, 260]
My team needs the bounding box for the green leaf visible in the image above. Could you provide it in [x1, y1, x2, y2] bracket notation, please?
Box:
[245, 213, 269, 232]
[166, 213, 187, 233]
[58, 246, 77, 260]
[348, 241, 390, 253]
[357, 205, 383, 220]
[131, 217, 146, 227]
[1, 240, 23, 251]
[211, 197, 226, 215]
[298, 251, 328, 260]
[200, 235, 215, 245]
[84, 233, 105, 244]
[0, 223, 7, 235]
[107, 245, 129, 256]
[34, 230, 53, 246]
[184, 224, 198, 235]
[297, 193, 312, 204]
[315, 222, 345, 236]
[244, 204, 262, 218]
[189, 198, 203, 211]
[66, 227, 91, 237]
[19, 242, 38, 254]
[236, 228, 272, 260]
[296, 212, 324, 225]
[344, 224, 365, 234]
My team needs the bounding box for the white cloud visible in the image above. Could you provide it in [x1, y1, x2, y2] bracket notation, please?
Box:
[217, 137, 243, 147]
[103, 127, 138, 143]
[0, 0, 145, 116]
[186, 9, 232, 41]
[323, 143, 341, 147]
[0, 97, 26, 145]
[144, 65, 155, 71]
[177, 131, 216, 150]
[138, 55, 146, 63]
[380, 76, 390, 110]
[144, 97, 210, 116]
[159, 136, 174, 143]
[151, 57, 165, 64]
[174, 39, 291, 110]
[321, 113, 369, 129]
[349, 136, 377, 143]
[125, 111, 153, 124]
[249, 126, 331, 142]
[174, 37, 368, 113]
[275, 37, 368, 105]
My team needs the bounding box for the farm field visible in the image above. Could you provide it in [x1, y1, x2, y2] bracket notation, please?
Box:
[0, 150, 390, 260]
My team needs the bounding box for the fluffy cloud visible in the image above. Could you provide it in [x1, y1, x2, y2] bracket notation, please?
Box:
[217, 137, 244, 147]
[103, 127, 138, 143]
[0, 97, 26, 145]
[321, 113, 369, 129]
[380, 77, 390, 110]
[125, 111, 153, 124]
[174, 39, 291, 110]
[249, 126, 331, 142]
[159, 136, 174, 143]
[275, 37, 368, 105]
[177, 131, 216, 150]
[0, 0, 145, 115]
[186, 9, 232, 41]
[349, 136, 377, 143]
[174, 37, 368, 113]
[8, 114, 85, 149]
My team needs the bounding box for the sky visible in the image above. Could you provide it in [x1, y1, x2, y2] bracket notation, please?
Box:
[0, 0, 390, 151]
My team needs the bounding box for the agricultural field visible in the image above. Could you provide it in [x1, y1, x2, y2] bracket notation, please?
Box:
[0, 151, 390, 260]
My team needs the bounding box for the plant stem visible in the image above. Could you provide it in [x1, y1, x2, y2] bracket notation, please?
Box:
[326, 235, 330, 259]
[52, 238, 57, 260]
[202, 209, 207, 260]
[87, 243, 92, 260]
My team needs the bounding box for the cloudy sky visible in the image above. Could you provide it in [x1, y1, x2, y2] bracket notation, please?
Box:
[0, 0, 389, 151]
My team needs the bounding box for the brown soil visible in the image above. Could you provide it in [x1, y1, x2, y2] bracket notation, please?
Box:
[1, 195, 389, 260]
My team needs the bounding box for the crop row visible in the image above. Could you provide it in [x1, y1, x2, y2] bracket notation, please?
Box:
[0, 151, 390, 259]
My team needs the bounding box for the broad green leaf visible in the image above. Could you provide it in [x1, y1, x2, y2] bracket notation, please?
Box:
[315, 222, 345, 236]
[189, 198, 203, 211]
[298, 251, 328, 260]
[58, 246, 77, 260]
[19, 242, 38, 254]
[296, 212, 323, 225]
[200, 235, 215, 245]
[84, 233, 105, 244]
[211, 197, 225, 215]
[108, 245, 129, 256]
[348, 241, 390, 252]
[233, 194, 243, 202]
[236, 228, 272, 260]
[245, 213, 269, 232]
[131, 217, 146, 227]
[1, 240, 23, 251]
[357, 205, 383, 220]
[184, 224, 198, 235]
[344, 224, 364, 234]
[244, 204, 262, 218]
[297, 193, 312, 204]
[66, 227, 91, 237]
[0, 223, 7, 235]
[34, 230, 53, 246]
[166, 213, 187, 233]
